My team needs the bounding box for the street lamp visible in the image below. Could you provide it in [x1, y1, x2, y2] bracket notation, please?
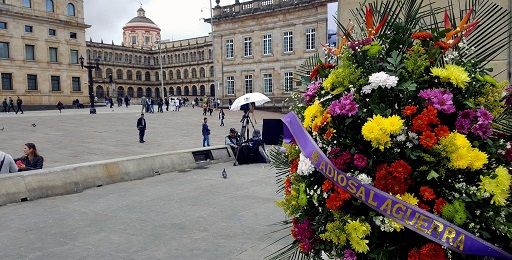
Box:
[79, 55, 100, 114]
[202, 0, 216, 108]
[155, 39, 170, 100]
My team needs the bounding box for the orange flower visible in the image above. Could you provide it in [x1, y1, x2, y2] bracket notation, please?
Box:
[420, 131, 438, 148]
[434, 125, 450, 138]
[322, 179, 333, 192]
[423, 106, 440, 124]
[284, 176, 292, 195]
[324, 128, 335, 140]
[365, 6, 388, 38]
[434, 198, 447, 214]
[420, 186, 436, 200]
[434, 41, 451, 52]
[290, 158, 299, 174]
[403, 106, 417, 116]
[411, 32, 433, 41]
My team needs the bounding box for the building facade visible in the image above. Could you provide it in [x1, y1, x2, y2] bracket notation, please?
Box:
[0, 0, 89, 105]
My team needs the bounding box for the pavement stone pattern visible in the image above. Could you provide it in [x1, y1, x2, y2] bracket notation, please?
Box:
[0, 104, 283, 168]
[0, 104, 294, 259]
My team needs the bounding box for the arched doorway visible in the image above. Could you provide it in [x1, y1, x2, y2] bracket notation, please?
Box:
[96, 86, 105, 98]
[210, 84, 215, 97]
[137, 87, 143, 98]
[169, 87, 174, 96]
[177, 86, 182, 96]
[145, 88, 152, 98]
[127, 87, 134, 98]
[192, 85, 198, 96]
[117, 86, 125, 98]
[163, 87, 167, 97]
[184, 86, 190, 96]
[200, 85, 205, 96]
[155, 87, 161, 98]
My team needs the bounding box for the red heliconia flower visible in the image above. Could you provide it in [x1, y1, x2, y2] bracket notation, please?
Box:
[420, 186, 436, 201]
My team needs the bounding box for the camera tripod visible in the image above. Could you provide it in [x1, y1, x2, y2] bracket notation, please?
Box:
[239, 110, 255, 142]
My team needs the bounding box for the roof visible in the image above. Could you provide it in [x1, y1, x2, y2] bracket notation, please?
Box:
[127, 16, 157, 25]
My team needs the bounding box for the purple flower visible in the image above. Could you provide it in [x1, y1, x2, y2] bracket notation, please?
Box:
[458, 109, 476, 121]
[293, 218, 315, 253]
[343, 249, 357, 260]
[349, 38, 373, 51]
[476, 106, 493, 124]
[353, 154, 367, 168]
[328, 92, 358, 117]
[418, 88, 455, 113]
[471, 122, 492, 139]
[455, 118, 472, 134]
[302, 81, 322, 104]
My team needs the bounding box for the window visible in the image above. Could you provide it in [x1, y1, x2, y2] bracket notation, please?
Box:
[284, 31, 293, 53]
[117, 69, 123, 80]
[306, 28, 316, 50]
[72, 77, 80, 91]
[227, 76, 234, 95]
[46, 0, 54, 12]
[51, 76, 60, 91]
[70, 32, 77, 39]
[67, 3, 76, 16]
[127, 70, 133, 80]
[22, 0, 31, 8]
[145, 36, 150, 44]
[27, 74, 37, 90]
[70, 50, 78, 64]
[0, 42, 9, 58]
[244, 37, 252, 57]
[136, 71, 142, 81]
[263, 34, 272, 55]
[25, 45, 35, 60]
[226, 39, 234, 58]
[284, 72, 293, 92]
[0, 22, 6, 30]
[132, 36, 136, 45]
[49, 47, 58, 62]
[244, 75, 253, 93]
[49, 29, 56, 36]
[25, 25, 33, 33]
[145, 71, 150, 81]
[263, 73, 273, 93]
[1, 73, 12, 90]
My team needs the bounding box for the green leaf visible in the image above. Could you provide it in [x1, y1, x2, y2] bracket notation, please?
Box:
[427, 170, 439, 180]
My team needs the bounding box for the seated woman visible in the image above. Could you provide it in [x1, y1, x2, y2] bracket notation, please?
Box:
[14, 143, 44, 171]
[248, 129, 270, 163]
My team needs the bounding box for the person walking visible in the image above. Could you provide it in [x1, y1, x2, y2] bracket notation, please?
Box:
[13, 143, 44, 171]
[202, 102, 207, 116]
[137, 113, 146, 143]
[2, 98, 7, 113]
[158, 97, 163, 113]
[0, 150, 18, 174]
[124, 95, 130, 108]
[56, 101, 64, 113]
[109, 96, 114, 108]
[202, 117, 211, 147]
[175, 98, 180, 112]
[7, 97, 15, 113]
[16, 96, 23, 114]
[164, 96, 170, 111]
[141, 96, 147, 113]
[219, 108, 225, 126]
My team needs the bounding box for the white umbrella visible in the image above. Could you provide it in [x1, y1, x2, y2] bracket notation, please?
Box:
[229, 92, 271, 111]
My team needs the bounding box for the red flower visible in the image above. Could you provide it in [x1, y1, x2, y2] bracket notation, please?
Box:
[411, 32, 433, 41]
[326, 189, 351, 210]
[390, 160, 412, 178]
[420, 186, 436, 200]
[420, 131, 438, 148]
[290, 158, 299, 174]
[434, 125, 450, 138]
[408, 249, 421, 260]
[423, 106, 440, 125]
[322, 179, 333, 192]
[417, 201, 431, 211]
[403, 106, 418, 116]
[284, 176, 292, 195]
[419, 243, 448, 260]
[411, 114, 432, 132]
[434, 198, 448, 214]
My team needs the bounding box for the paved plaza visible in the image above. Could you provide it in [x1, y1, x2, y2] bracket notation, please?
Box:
[0, 104, 293, 259]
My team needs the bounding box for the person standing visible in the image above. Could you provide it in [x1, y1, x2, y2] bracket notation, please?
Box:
[202, 102, 207, 116]
[141, 96, 147, 113]
[109, 96, 114, 108]
[219, 108, 225, 126]
[0, 150, 18, 174]
[137, 113, 146, 143]
[7, 97, 15, 113]
[158, 97, 163, 113]
[2, 98, 7, 113]
[16, 96, 23, 114]
[56, 101, 64, 113]
[175, 98, 180, 112]
[202, 117, 211, 147]
[124, 95, 130, 108]
[14, 143, 44, 171]
[164, 96, 170, 111]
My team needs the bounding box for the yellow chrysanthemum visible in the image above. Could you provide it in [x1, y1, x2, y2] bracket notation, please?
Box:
[479, 166, 511, 206]
[468, 148, 488, 171]
[383, 115, 404, 134]
[345, 219, 371, 253]
[303, 101, 324, 131]
[450, 149, 471, 169]
[453, 132, 472, 149]
[431, 64, 470, 88]
[396, 192, 419, 206]
[362, 115, 403, 151]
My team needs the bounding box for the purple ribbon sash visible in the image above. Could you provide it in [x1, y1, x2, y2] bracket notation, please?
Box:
[282, 112, 512, 259]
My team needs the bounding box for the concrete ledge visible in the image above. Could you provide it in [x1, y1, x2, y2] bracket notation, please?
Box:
[0, 145, 234, 206]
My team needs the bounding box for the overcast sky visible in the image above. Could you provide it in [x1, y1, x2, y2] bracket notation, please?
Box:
[84, 0, 238, 44]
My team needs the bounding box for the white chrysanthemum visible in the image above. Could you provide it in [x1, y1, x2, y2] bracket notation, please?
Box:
[361, 72, 399, 94]
[297, 153, 315, 175]
[356, 173, 373, 185]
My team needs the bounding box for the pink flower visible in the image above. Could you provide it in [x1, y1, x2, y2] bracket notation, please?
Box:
[353, 154, 367, 168]
[328, 92, 358, 117]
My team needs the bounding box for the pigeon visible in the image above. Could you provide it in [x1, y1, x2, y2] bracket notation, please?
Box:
[222, 168, 227, 179]
[31, 123, 36, 127]
[0, 127, 3, 130]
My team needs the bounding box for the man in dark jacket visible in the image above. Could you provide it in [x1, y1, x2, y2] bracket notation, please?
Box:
[137, 113, 146, 143]
[202, 117, 210, 147]
[16, 96, 23, 114]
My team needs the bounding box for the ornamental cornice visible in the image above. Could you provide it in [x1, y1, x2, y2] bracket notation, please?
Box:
[0, 9, 90, 29]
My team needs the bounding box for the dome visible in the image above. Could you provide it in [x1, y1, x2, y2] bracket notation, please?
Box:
[124, 7, 159, 28]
